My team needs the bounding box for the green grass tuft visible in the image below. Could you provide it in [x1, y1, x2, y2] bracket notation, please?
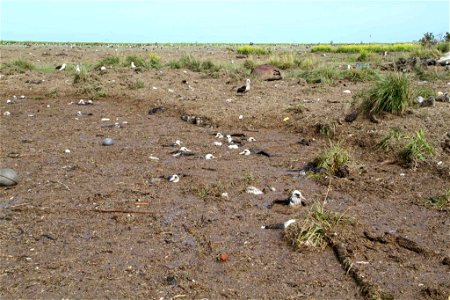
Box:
[311, 43, 420, 53]
[1, 59, 35, 73]
[424, 190, 450, 210]
[342, 68, 380, 82]
[313, 142, 350, 175]
[167, 55, 220, 73]
[128, 79, 145, 89]
[359, 72, 413, 116]
[398, 129, 434, 164]
[237, 45, 270, 55]
[284, 202, 344, 250]
[378, 128, 406, 151]
[94, 56, 120, 69]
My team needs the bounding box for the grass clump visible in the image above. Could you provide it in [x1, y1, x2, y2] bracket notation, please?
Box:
[292, 66, 340, 84]
[398, 129, 434, 164]
[148, 52, 162, 68]
[168, 55, 220, 73]
[237, 45, 270, 55]
[358, 72, 413, 117]
[313, 142, 350, 176]
[1, 59, 35, 73]
[311, 43, 420, 53]
[191, 182, 227, 200]
[95, 56, 120, 68]
[284, 202, 344, 250]
[424, 190, 450, 210]
[414, 86, 436, 99]
[128, 79, 145, 89]
[124, 55, 147, 68]
[436, 42, 450, 53]
[409, 47, 441, 59]
[342, 68, 379, 82]
[378, 128, 406, 151]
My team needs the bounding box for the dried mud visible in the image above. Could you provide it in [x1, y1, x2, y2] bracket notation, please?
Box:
[1, 44, 449, 299]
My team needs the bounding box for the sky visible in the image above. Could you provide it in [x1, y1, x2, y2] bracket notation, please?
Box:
[0, 0, 449, 43]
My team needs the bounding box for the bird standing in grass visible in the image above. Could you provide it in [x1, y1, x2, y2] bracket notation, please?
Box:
[75, 64, 81, 74]
[131, 61, 136, 70]
[56, 63, 66, 71]
[237, 78, 251, 94]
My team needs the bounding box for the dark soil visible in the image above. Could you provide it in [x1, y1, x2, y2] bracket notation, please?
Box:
[1, 44, 449, 299]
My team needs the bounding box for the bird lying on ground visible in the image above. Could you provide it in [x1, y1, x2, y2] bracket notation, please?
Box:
[270, 190, 306, 207]
[262, 219, 296, 229]
[237, 78, 251, 94]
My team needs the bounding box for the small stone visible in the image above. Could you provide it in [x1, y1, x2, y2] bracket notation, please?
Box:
[246, 186, 263, 195]
[102, 138, 114, 146]
[217, 253, 229, 262]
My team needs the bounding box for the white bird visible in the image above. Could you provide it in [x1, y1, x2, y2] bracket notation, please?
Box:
[131, 61, 136, 70]
[204, 154, 215, 160]
[271, 190, 306, 207]
[75, 64, 81, 74]
[247, 137, 256, 142]
[246, 186, 263, 195]
[226, 135, 234, 144]
[262, 219, 296, 229]
[237, 78, 251, 94]
[56, 63, 66, 71]
[168, 174, 180, 183]
[170, 146, 193, 157]
[228, 144, 239, 149]
[213, 141, 222, 146]
[100, 66, 107, 72]
[215, 132, 224, 139]
[239, 149, 251, 156]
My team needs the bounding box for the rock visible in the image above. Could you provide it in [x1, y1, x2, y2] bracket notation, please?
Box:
[251, 64, 282, 81]
[344, 111, 358, 123]
[148, 106, 166, 115]
[0, 168, 19, 186]
[102, 138, 114, 146]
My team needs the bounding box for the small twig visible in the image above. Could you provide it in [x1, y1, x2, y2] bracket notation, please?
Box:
[323, 177, 332, 204]
[49, 180, 70, 191]
[90, 208, 154, 215]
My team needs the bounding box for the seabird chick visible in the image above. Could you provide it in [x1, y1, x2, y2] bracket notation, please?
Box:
[262, 219, 296, 229]
[171, 146, 194, 157]
[239, 149, 251, 156]
[167, 174, 180, 183]
[163, 140, 182, 147]
[237, 79, 251, 94]
[271, 190, 306, 207]
[56, 63, 66, 71]
[204, 153, 216, 160]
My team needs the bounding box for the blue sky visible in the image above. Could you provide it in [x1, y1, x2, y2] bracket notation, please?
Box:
[1, 0, 449, 43]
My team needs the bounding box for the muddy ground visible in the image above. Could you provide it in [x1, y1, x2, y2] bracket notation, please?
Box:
[0, 44, 449, 299]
